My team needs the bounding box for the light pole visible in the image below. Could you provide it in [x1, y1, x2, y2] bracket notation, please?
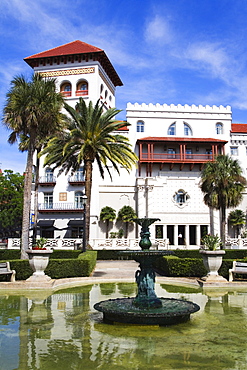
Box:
[82, 194, 87, 252]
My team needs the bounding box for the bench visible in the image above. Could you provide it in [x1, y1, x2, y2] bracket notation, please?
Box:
[229, 261, 247, 282]
[0, 262, 16, 282]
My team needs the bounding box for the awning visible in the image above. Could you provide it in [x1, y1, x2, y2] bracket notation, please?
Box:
[37, 220, 54, 227]
[68, 220, 83, 226]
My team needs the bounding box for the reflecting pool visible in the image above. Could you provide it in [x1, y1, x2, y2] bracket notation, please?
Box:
[1, 282, 247, 369]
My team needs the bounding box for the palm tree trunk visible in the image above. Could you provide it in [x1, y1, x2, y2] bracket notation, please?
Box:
[84, 159, 93, 247]
[220, 206, 226, 247]
[21, 140, 35, 259]
[106, 220, 109, 239]
[32, 149, 40, 246]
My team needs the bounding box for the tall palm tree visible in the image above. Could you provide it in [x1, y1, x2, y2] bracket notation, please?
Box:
[100, 206, 116, 238]
[41, 98, 138, 245]
[2, 74, 65, 258]
[228, 209, 246, 237]
[200, 154, 246, 245]
[117, 205, 137, 238]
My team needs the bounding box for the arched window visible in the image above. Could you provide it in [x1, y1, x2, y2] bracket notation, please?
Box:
[76, 81, 88, 96]
[137, 120, 145, 132]
[216, 122, 223, 134]
[60, 82, 72, 97]
[168, 123, 176, 135]
[184, 123, 192, 136]
[75, 191, 84, 208]
[173, 189, 190, 207]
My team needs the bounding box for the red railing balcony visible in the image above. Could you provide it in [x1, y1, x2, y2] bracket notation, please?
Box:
[75, 90, 88, 96]
[61, 91, 72, 97]
[139, 152, 213, 162]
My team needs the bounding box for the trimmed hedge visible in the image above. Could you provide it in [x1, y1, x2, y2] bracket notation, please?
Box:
[154, 256, 245, 279]
[0, 250, 21, 260]
[96, 250, 133, 260]
[1, 251, 97, 281]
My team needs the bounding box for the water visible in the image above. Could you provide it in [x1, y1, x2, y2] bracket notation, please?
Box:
[1, 282, 247, 369]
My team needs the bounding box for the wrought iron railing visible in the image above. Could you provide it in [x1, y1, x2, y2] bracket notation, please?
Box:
[38, 203, 84, 211]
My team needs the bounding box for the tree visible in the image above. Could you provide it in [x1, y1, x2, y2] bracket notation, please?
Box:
[200, 154, 246, 245]
[2, 74, 65, 258]
[0, 170, 24, 237]
[228, 209, 246, 237]
[117, 205, 137, 238]
[100, 206, 116, 238]
[41, 98, 138, 245]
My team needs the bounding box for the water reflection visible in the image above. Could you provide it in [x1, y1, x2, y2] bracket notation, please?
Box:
[1, 284, 247, 369]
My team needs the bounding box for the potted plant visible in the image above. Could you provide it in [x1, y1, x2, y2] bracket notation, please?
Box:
[26, 238, 53, 282]
[199, 234, 227, 282]
[32, 237, 48, 250]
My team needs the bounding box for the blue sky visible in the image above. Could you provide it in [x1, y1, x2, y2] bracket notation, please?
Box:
[1, 0, 247, 173]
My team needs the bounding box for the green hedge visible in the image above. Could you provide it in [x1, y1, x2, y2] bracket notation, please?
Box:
[0, 250, 21, 260]
[154, 256, 244, 279]
[96, 250, 133, 260]
[1, 251, 97, 281]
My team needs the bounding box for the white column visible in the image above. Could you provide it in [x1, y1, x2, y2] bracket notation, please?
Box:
[185, 225, 189, 246]
[174, 225, 178, 246]
[196, 225, 201, 246]
[136, 178, 146, 217]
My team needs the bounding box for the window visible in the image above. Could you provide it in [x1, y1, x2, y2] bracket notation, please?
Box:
[75, 167, 84, 181]
[168, 123, 176, 135]
[184, 123, 192, 136]
[185, 148, 192, 159]
[44, 192, 53, 209]
[167, 148, 176, 158]
[45, 168, 54, 182]
[230, 147, 238, 156]
[216, 122, 223, 134]
[59, 192, 67, 201]
[75, 191, 84, 208]
[76, 80, 88, 96]
[60, 82, 72, 97]
[173, 189, 190, 207]
[137, 121, 144, 132]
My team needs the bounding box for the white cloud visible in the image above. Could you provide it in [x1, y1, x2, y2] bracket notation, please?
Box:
[145, 15, 173, 44]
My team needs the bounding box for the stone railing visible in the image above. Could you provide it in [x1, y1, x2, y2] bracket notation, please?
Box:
[226, 237, 247, 249]
[6, 238, 170, 250]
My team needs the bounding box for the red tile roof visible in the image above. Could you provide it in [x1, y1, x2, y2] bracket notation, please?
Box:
[24, 40, 123, 87]
[137, 137, 227, 143]
[231, 123, 247, 133]
[24, 40, 102, 59]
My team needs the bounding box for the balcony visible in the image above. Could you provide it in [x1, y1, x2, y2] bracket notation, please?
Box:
[140, 152, 213, 163]
[38, 176, 56, 186]
[38, 203, 85, 213]
[75, 90, 88, 96]
[68, 174, 85, 186]
[61, 91, 72, 97]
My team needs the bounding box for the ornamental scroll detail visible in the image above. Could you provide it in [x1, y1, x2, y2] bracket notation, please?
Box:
[39, 67, 95, 78]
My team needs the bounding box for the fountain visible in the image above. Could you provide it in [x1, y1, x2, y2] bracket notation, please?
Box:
[94, 218, 200, 325]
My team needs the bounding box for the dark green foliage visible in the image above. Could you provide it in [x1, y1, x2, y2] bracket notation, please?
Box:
[0, 250, 21, 260]
[1, 251, 97, 280]
[154, 256, 207, 277]
[0, 170, 24, 236]
[50, 250, 82, 259]
[7, 260, 33, 280]
[172, 250, 201, 259]
[96, 250, 132, 260]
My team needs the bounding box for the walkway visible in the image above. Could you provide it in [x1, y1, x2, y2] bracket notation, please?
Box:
[0, 260, 246, 291]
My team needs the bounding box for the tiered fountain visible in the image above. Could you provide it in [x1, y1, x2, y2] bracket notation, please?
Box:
[94, 218, 200, 325]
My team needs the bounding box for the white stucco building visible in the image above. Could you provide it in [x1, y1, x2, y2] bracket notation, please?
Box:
[23, 40, 247, 248]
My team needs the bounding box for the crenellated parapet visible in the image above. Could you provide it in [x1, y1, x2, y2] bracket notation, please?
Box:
[127, 102, 231, 113]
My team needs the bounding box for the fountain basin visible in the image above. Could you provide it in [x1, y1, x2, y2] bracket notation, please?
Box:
[94, 297, 200, 325]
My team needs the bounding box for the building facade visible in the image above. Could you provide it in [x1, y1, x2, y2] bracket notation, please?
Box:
[25, 40, 247, 247]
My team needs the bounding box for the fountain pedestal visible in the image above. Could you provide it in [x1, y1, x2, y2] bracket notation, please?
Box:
[94, 218, 200, 325]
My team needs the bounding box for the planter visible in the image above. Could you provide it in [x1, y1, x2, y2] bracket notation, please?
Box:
[26, 249, 53, 282]
[200, 250, 227, 282]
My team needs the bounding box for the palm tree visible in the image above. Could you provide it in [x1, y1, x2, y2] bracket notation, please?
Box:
[41, 98, 138, 245]
[100, 206, 116, 238]
[228, 209, 246, 237]
[117, 205, 137, 238]
[200, 154, 246, 245]
[2, 74, 65, 258]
